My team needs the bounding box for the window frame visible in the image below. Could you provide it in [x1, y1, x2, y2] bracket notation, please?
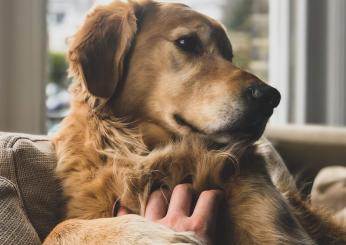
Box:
[269, 0, 346, 126]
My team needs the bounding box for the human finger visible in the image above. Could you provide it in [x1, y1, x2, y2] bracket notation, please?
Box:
[191, 189, 224, 222]
[145, 188, 170, 221]
[167, 184, 194, 217]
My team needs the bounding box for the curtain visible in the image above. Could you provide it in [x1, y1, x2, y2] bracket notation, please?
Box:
[0, 0, 47, 134]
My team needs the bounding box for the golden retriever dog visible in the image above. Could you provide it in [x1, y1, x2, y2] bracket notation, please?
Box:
[44, 0, 346, 244]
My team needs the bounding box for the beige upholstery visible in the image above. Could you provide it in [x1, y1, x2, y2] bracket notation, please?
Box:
[0, 176, 41, 245]
[311, 166, 346, 225]
[265, 125, 346, 195]
[0, 132, 63, 244]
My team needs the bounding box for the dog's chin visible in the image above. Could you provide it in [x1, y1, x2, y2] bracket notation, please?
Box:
[215, 118, 268, 143]
[172, 113, 268, 147]
[206, 125, 265, 146]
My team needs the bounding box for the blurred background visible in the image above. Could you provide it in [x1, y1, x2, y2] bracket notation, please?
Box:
[0, 0, 345, 134]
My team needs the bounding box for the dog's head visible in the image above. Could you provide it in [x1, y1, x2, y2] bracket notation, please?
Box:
[68, 0, 280, 146]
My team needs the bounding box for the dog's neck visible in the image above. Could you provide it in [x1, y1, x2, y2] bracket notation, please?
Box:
[136, 121, 180, 150]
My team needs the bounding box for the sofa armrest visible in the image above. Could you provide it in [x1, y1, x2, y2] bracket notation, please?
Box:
[265, 124, 346, 194]
[0, 132, 63, 241]
[0, 176, 41, 245]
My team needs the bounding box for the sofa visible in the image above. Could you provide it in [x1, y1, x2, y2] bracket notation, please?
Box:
[0, 132, 61, 245]
[0, 125, 345, 244]
[265, 125, 346, 196]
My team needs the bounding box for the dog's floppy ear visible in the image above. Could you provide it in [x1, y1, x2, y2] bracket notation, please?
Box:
[68, 1, 138, 98]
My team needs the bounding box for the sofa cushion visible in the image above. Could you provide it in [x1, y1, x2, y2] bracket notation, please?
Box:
[265, 125, 346, 196]
[0, 132, 63, 241]
[311, 166, 346, 225]
[0, 176, 41, 245]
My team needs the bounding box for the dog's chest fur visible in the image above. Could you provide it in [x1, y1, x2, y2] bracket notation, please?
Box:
[54, 104, 316, 244]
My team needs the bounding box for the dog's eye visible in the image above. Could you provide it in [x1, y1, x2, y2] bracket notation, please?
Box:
[175, 35, 202, 54]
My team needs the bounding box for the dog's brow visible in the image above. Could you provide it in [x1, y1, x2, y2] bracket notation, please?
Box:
[169, 26, 196, 38]
[173, 3, 190, 9]
[212, 28, 233, 61]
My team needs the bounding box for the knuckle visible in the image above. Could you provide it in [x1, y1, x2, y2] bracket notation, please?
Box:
[164, 215, 179, 228]
[190, 218, 207, 234]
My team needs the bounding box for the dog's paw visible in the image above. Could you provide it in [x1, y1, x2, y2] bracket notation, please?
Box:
[44, 215, 206, 245]
[255, 138, 298, 195]
[115, 214, 206, 245]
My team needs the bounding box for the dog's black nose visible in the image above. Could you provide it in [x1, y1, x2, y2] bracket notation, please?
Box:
[246, 84, 281, 108]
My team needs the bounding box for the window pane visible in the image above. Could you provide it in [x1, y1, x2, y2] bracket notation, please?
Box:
[223, 0, 269, 80]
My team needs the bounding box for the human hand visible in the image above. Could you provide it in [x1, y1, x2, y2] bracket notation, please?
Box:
[116, 184, 224, 243]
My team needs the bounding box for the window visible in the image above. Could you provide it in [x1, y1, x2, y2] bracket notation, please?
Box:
[222, 0, 269, 80]
[56, 12, 65, 24]
[269, 0, 346, 126]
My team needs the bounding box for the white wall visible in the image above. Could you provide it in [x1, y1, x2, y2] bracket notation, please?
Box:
[0, 0, 47, 134]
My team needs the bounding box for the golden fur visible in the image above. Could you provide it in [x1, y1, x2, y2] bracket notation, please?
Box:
[44, 1, 346, 244]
